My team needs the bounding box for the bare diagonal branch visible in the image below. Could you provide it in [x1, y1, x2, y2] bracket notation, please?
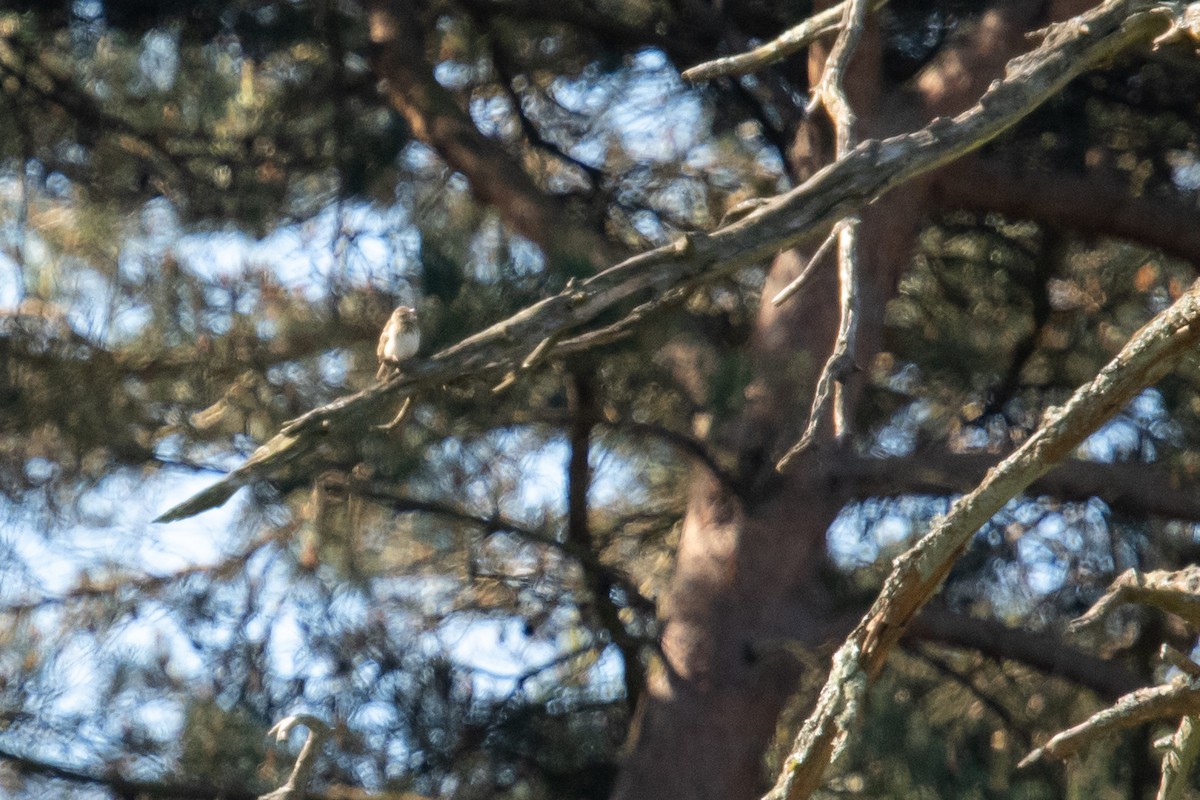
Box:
[779, 0, 870, 464]
[1019, 678, 1200, 768]
[681, 0, 890, 83]
[157, 0, 1177, 525]
[766, 271, 1200, 799]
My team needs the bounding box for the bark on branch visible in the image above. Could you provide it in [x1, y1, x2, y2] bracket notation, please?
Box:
[765, 267, 1200, 799]
[156, 0, 1180, 525]
[681, 0, 889, 83]
[1019, 678, 1200, 768]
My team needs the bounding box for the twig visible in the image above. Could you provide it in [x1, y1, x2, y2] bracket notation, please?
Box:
[804, 0, 869, 141]
[1019, 679, 1200, 768]
[777, 220, 861, 469]
[681, 0, 889, 83]
[770, 222, 843, 307]
[767, 264, 1200, 799]
[1161, 644, 1200, 682]
[157, 0, 1179, 525]
[258, 715, 331, 800]
[777, 0, 869, 469]
[376, 395, 413, 431]
[1069, 566, 1200, 633]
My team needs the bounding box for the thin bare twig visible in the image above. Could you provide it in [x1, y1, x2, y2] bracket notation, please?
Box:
[681, 0, 889, 83]
[777, 220, 861, 468]
[1019, 678, 1200, 769]
[259, 715, 331, 800]
[804, 0, 869, 142]
[770, 221, 843, 307]
[777, 0, 869, 469]
[1161, 645, 1200, 682]
[1069, 566, 1200, 633]
[157, 0, 1178, 525]
[768, 262, 1200, 798]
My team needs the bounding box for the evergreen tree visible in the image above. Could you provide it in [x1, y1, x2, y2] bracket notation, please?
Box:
[2, 2, 1200, 798]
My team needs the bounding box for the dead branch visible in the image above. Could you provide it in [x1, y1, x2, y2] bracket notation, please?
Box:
[1162, 645, 1200, 681]
[1157, 712, 1200, 800]
[777, 0, 870, 466]
[681, 0, 890, 83]
[770, 221, 844, 307]
[765, 258, 1200, 798]
[259, 715, 331, 800]
[156, 0, 1178, 526]
[1019, 678, 1200, 768]
[1070, 566, 1200, 632]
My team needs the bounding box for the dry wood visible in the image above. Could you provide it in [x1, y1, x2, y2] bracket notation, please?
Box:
[157, 0, 1180, 531]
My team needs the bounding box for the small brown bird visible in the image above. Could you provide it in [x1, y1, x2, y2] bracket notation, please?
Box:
[376, 305, 420, 380]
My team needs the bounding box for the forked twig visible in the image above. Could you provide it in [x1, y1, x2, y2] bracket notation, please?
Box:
[682, 0, 889, 83]
[777, 0, 869, 470]
[766, 257, 1200, 798]
[258, 715, 331, 800]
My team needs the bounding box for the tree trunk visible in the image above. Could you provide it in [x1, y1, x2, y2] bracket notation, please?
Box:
[611, 2, 1094, 798]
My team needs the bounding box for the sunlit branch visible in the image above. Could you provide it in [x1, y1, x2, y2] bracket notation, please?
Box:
[1019, 673, 1200, 768]
[770, 222, 842, 307]
[1069, 565, 1200, 633]
[1162, 645, 1200, 681]
[766, 255, 1200, 799]
[158, 0, 1177, 525]
[682, 0, 890, 83]
[258, 715, 330, 800]
[778, 0, 868, 467]
[1157, 712, 1200, 800]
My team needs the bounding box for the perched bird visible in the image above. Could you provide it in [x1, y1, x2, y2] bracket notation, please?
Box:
[376, 305, 420, 380]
